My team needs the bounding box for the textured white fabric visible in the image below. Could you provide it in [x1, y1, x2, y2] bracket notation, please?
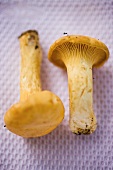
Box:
[0, 0, 113, 169]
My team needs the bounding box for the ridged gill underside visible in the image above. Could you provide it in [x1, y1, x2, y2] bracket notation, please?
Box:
[51, 42, 106, 68]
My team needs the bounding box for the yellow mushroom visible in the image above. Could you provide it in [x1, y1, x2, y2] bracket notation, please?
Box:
[4, 30, 64, 138]
[48, 35, 109, 135]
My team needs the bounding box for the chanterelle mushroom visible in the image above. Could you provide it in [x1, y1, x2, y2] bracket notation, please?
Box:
[48, 35, 109, 135]
[4, 30, 64, 138]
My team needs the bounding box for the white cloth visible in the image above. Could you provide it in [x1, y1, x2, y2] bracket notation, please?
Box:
[0, 0, 113, 169]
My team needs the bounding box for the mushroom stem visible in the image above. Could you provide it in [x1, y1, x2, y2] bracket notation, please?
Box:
[19, 31, 42, 101]
[65, 59, 97, 134]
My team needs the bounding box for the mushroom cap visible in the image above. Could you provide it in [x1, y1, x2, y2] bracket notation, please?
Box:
[48, 35, 109, 69]
[4, 91, 64, 138]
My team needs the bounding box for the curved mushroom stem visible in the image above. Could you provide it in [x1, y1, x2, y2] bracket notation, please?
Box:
[66, 59, 97, 134]
[19, 31, 42, 101]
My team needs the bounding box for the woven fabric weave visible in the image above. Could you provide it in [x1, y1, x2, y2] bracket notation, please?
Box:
[0, 0, 113, 169]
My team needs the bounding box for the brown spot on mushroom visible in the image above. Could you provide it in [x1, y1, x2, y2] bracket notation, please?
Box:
[80, 88, 85, 97]
[49, 99, 53, 104]
[88, 89, 92, 93]
[35, 45, 38, 49]
[78, 132, 81, 135]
